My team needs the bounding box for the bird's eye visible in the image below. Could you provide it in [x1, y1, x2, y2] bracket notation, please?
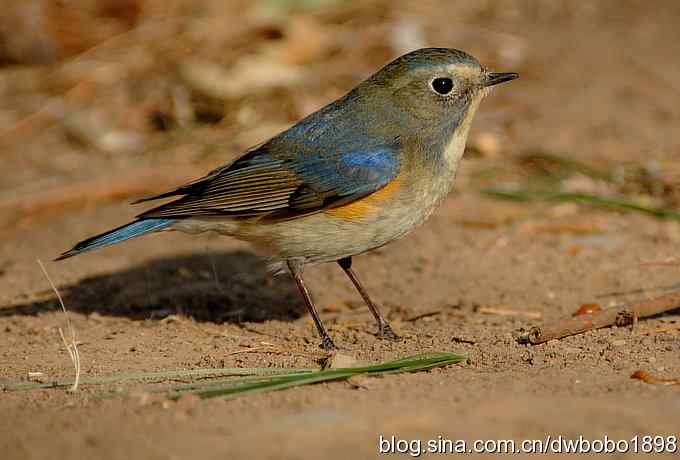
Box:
[431, 77, 454, 95]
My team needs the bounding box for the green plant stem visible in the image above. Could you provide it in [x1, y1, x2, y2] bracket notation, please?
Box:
[1, 367, 314, 391]
[172, 352, 466, 400]
[484, 189, 680, 220]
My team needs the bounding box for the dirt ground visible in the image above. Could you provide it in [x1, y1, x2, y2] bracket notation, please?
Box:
[1, 1, 680, 459]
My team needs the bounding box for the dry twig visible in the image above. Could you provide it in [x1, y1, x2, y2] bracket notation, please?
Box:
[519, 292, 680, 344]
[643, 323, 680, 335]
[406, 310, 442, 322]
[640, 258, 680, 267]
[479, 307, 542, 320]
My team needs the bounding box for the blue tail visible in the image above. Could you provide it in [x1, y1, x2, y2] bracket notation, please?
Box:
[56, 218, 174, 260]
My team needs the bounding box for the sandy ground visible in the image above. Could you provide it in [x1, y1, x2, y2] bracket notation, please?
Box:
[1, 1, 680, 459]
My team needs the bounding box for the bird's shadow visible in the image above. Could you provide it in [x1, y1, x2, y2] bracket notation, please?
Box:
[1, 250, 305, 323]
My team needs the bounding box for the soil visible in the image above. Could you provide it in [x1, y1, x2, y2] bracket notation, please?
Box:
[1, 1, 679, 459]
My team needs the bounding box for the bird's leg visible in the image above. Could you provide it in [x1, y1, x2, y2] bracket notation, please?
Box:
[337, 256, 399, 340]
[287, 259, 336, 351]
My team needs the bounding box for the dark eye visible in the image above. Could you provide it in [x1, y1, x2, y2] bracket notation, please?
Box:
[431, 77, 454, 95]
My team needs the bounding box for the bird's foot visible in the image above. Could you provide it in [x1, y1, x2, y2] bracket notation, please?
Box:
[377, 322, 400, 341]
[319, 335, 337, 351]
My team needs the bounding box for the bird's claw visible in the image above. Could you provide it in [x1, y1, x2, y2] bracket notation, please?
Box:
[320, 336, 337, 351]
[377, 323, 400, 341]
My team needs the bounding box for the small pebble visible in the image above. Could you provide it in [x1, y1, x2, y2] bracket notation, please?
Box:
[327, 352, 360, 369]
[530, 353, 545, 366]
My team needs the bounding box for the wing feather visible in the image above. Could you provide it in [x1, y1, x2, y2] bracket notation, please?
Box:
[137, 141, 400, 221]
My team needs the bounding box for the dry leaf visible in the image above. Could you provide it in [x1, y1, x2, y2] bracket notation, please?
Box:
[573, 303, 602, 316]
[631, 370, 680, 385]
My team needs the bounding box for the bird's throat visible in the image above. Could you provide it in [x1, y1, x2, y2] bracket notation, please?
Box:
[441, 94, 482, 169]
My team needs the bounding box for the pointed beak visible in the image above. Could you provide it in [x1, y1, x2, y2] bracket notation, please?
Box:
[484, 72, 519, 87]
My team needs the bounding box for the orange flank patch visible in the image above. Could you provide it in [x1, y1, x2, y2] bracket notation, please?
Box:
[325, 175, 402, 220]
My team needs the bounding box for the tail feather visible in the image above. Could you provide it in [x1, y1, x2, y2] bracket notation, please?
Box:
[55, 218, 174, 261]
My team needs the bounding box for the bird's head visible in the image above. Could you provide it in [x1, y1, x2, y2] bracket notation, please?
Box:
[359, 48, 517, 132]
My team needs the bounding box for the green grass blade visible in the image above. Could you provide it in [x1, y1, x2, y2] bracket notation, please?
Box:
[1, 367, 314, 391]
[177, 352, 466, 400]
[161, 371, 314, 393]
[2, 352, 466, 401]
[483, 188, 680, 221]
[520, 152, 614, 182]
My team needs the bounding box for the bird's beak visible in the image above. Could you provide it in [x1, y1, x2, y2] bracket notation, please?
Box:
[484, 72, 519, 87]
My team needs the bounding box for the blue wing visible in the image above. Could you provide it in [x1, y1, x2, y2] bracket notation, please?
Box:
[137, 141, 401, 221]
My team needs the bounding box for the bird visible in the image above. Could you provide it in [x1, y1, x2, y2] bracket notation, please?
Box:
[57, 48, 517, 350]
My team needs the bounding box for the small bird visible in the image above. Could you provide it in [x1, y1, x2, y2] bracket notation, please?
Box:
[57, 48, 517, 350]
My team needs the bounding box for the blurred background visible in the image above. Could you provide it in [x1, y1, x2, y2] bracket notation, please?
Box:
[2, 0, 680, 242]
